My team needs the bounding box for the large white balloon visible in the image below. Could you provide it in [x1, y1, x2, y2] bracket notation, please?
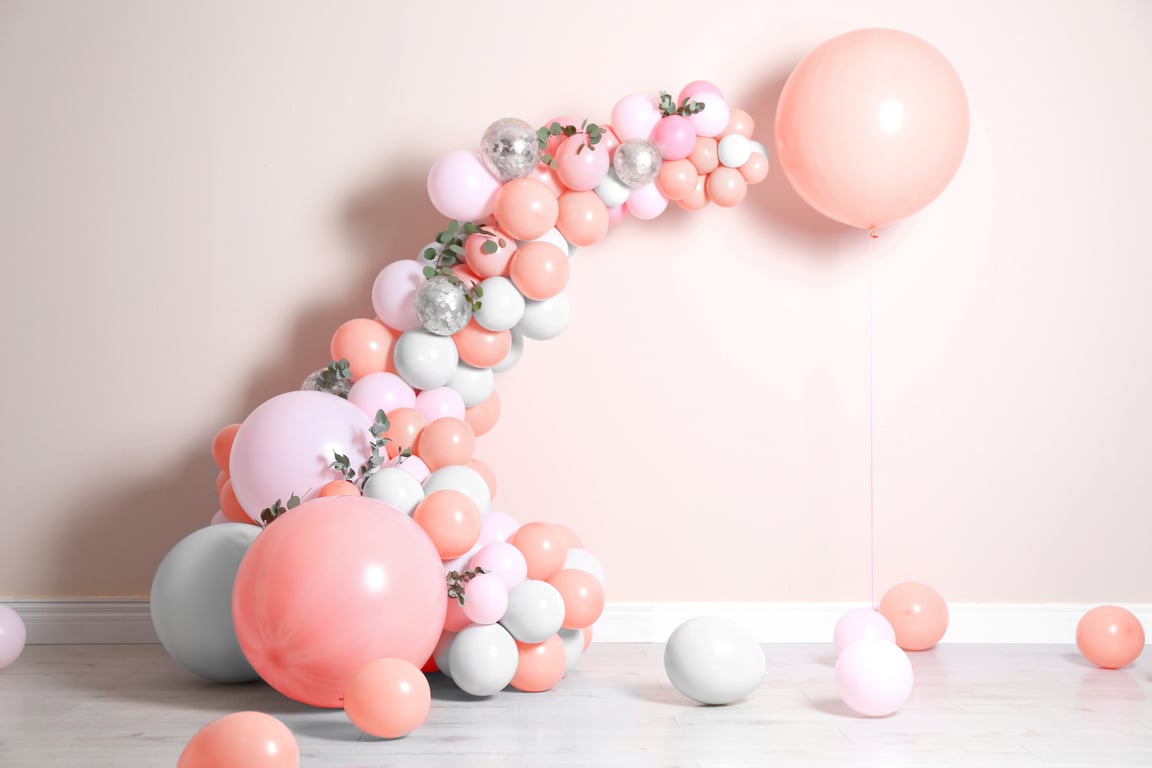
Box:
[473, 276, 526, 332]
[362, 467, 425, 516]
[447, 362, 495, 407]
[664, 616, 765, 705]
[517, 293, 571, 340]
[500, 579, 565, 643]
[422, 465, 491, 513]
[393, 330, 460, 390]
[448, 624, 518, 696]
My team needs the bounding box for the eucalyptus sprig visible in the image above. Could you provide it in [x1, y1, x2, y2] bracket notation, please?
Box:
[446, 567, 489, 606]
[331, 409, 409, 488]
[421, 220, 494, 312]
[259, 493, 301, 527]
[658, 91, 706, 118]
[536, 119, 604, 167]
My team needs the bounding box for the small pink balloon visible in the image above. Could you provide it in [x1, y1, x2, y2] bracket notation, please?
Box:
[554, 134, 611, 191]
[834, 638, 913, 717]
[443, 595, 471, 632]
[461, 573, 509, 625]
[833, 607, 896, 655]
[209, 510, 228, 526]
[0, 605, 27, 669]
[606, 204, 626, 225]
[611, 93, 662, 141]
[385, 453, 430, 483]
[597, 124, 622, 156]
[469, 541, 528, 590]
[479, 510, 521, 544]
[678, 80, 724, 102]
[415, 387, 466, 422]
[348, 372, 417, 419]
[687, 92, 731, 138]
[427, 150, 502, 222]
[627, 182, 669, 220]
[649, 115, 696, 160]
[531, 164, 566, 197]
[371, 260, 425, 333]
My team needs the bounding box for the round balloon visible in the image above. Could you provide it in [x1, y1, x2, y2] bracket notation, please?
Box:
[447, 623, 519, 696]
[231, 495, 447, 707]
[0, 604, 26, 669]
[775, 28, 969, 231]
[834, 638, 914, 717]
[178, 711, 298, 768]
[663, 616, 765, 705]
[151, 523, 260, 683]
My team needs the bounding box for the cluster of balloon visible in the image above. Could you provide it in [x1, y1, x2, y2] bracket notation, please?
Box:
[775, 28, 970, 235]
[0, 604, 26, 670]
[664, 616, 766, 705]
[1076, 605, 1145, 670]
[832, 582, 948, 717]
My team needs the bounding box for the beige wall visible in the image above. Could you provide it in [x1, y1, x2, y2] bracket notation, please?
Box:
[2, 0, 1150, 602]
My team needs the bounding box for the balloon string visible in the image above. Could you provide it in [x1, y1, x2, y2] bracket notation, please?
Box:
[868, 232, 877, 609]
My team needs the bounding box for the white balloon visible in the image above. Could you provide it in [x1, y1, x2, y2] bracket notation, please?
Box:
[520, 227, 571, 259]
[500, 579, 565, 643]
[559, 627, 585, 674]
[433, 630, 457, 679]
[516, 293, 570, 341]
[393, 330, 459, 390]
[748, 140, 769, 159]
[563, 548, 606, 587]
[362, 467, 425, 515]
[447, 362, 495, 407]
[423, 465, 491, 513]
[718, 133, 752, 168]
[595, 168, 632, 207]
[448, 624, 518, 696]
[474, 276, 526, 332]
[491, 330, 524, 373]
[664, 616, 765, 705]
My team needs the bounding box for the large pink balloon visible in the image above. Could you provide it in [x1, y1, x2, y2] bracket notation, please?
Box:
[775, 28, 969, 231]
[229, 391, 373, 520]
[427, 150, 502, 222]
[232, 495, 447, 707]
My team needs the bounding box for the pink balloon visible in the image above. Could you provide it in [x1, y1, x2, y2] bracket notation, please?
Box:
[385, 453, 430, 483]
[0, 605, 27, 669]
[209, 510, 227, 526]
[415, 387, 466, 422]
[678, 80, 724, 102]
[833, 607, 896, 655]
[426, 150, 502, 222]
[626, 182, 669, 220]
[229, 391, 374, 520]
[443, 595, 470, 632]
[611, 93, 662, 141]
[775, 28, 969, 231]
[478, 510, 520, 545]
[468, 541, 528, 590]
[460, 573, 509, 625]
[178, 711, 298, 768]
[606, 204, 626, 225]
[231, 496, 446, 708]
[649, 115, 696, 161]
[834, 638, 914, 717]
[554, 134, 611, 191]
[686, 91, 730, 139]
[348, 372, 417, 418]
[371, 260, 425, 333]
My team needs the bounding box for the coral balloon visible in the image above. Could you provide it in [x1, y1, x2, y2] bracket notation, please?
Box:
[211, 424, 240, 472]
[453, 320, 512, 369]
[379, 407, 426, 459]
[510, 522, 569, 581]
[775, 28, 969, 230]
[739, 152, 770, 184]
[177, 712, 298, 768]
[511, 635, 567, 692]
[416, 417, 476, 472]
[464, 227, 516, 278]
[218, 479, 250, 525]
[509, 241, 570, 300]
[705, 167, 747, 207]
[688, 137, 719, 174]
[1076, 605, 1145, 669]
[343, 658, 431, 739]
[318, 479, 360, 497]
[556, 190, 609, 247]
[656, 159, 698, 201]
[677, 175, 709, 210]
[413, 490, 482, 559]
[465, 391, 501, 436]
[493, 178, 560, 240]
[231, 496, 446, 707]
[878, 582, 949, 651]
[723, 108, 755, 138]
[330, 318, 395, 381]
[547, 568, 605, 629]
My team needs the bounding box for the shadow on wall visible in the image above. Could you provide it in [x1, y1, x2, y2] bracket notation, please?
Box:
[51, 166, 445, 595]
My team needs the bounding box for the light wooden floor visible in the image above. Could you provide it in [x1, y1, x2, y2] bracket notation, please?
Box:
[1, 643, 1149, 767]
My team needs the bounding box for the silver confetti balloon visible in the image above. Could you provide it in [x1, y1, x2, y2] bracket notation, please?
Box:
[612, 139, 662, 188]
[301, 367, 351, 398]
[481, 118, 541, 182]
[415, 275, 472, 336]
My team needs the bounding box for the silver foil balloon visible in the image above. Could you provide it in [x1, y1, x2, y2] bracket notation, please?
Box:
[481, 117, 541, 182]
[613, 139, 663, 188]
[415, 275, 472, 336]
[301, 367, 351, 398]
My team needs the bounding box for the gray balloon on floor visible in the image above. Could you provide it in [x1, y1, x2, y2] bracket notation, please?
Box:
[664, 616, 765, 705]
[150, 522, 261, 683]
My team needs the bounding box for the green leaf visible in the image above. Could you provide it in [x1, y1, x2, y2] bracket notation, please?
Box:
[423, 265, 436, 279]
[481, 239, 498, 255]
[549, 122, 563, 134]
[423, 247, 437, 261]
[448, 243, 465, 255]
[446, 220, 459, 234]
[462, 222, 480, 234]
[287, 494, 301, 508]
[473, 301, 482, 311]
[473, 285, 484, 298]
[541, 152, 553, 166]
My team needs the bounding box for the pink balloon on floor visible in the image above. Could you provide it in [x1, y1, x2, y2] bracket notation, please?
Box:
[833, 607, 896, 655]
[835, 638, 913, 717]
[0, 605, 27, 669]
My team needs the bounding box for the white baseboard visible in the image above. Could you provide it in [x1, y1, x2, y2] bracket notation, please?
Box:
[4, 598, 1149, 645]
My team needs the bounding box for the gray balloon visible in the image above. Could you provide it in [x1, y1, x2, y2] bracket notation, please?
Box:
[516, 293, 570, 340]
[559, 627, 585, 674]
[663, 616, 765, 705]
[422, 465, 491, 513]
[150, 523, 260, 683]
[447, 362, 495, 407]
[473, 276, 525, 332]
[500, 579, 565, 643]
[362, 466, 424, 515]
[491, 329, 524, 374]
[432, 630, 456, 679]
[393, 330, 460, 390]
[447, 623, 518, 696]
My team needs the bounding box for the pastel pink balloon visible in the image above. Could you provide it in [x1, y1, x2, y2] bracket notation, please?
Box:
[469, 541, 528, 590]
[371, 260, 425, 332]
[460, 572, 509, 625]
[209, 510, 227, 526]
[443, 595, 470, 632]
[229, 391, 374, 520]
[626, 182, 669, 220]
[834, 638, 914, 717]
[415, 387, 466, 422]
[479, 510, 521, 544]
[687, 92, 731, 138]
[0, 605, 26, 669]
[231, 496, 447, 707]
[427, 150, 502, 222]
[833, 607, 896, 655]
[649, 115, 696, 160]
[384, 453, 430, 483]
[554, 134, 611, 191]
[775, 28, 969, 231]
[678, 80, 724, 102]
[611, 93, 662, 141]
[606, 204, 626, 225]
[348, 372, 417, 419]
